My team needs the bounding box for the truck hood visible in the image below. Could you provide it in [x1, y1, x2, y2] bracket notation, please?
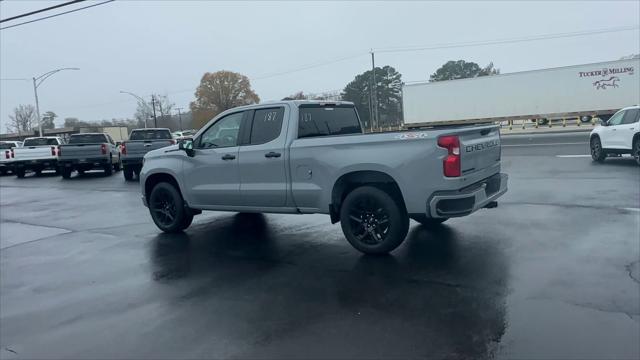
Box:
[145, 144, 180, 159]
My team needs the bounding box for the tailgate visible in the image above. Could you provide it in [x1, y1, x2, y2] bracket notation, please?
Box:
[125, 140, 174, 157]
[14, 147, 54, 161]
[59, 144, 104, 159]
[458, 126, 501, 175]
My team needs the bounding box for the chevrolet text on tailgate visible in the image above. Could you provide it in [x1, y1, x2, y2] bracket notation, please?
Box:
[140, 101, 508, 254]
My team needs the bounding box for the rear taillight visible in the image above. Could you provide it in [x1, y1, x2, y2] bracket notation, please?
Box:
[10, 149, 14, 158]
[101, 144, 107, 155]
[51, 146, 56, 156]
[4, 150, 9, 159]
[121, 143, 127, 155]
[56, 147, 61, 156]
[170, 139, 176, 145]
[437, 135, 461, 177]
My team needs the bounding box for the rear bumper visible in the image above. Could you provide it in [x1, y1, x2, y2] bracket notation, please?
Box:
[122, 158, 143, 166]
[59, 157, 109, 169]
[14, 159, 58, 170]
[428, 173, 508, 218]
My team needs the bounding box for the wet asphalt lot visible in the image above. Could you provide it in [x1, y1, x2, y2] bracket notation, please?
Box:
[1, 131, 639, 359]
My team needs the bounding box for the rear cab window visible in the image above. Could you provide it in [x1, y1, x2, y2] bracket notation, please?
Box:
[0, 143, 15, 150]
[130, 129, 173, 140]
[298, 104, 362, 138]
[68, 134, 108, 144]
[249, 107, 285, 145]
[23, 138, 60, 146]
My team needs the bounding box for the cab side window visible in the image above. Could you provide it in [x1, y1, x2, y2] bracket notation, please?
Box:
[249, 107, 284, 145]
[621, 109, 639, 124]
[196, 112, 244, 149]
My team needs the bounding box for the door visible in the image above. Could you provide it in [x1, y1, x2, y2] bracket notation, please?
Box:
[238, 107, 288, 207]
[616, 108, 640, 150]
[183, 111, 245, 207]
[599, 110, 625, 149]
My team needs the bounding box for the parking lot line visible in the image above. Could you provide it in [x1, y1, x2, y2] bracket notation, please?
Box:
[555, 155, 591, 158]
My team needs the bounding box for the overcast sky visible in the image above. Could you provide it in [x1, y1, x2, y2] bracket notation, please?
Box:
[1, 0, 639, 131]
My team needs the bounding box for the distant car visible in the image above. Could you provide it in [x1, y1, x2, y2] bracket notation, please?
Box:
[0, 141, 22, 175]
[590, 105, 640, 165]
[172, 130, 195, 139]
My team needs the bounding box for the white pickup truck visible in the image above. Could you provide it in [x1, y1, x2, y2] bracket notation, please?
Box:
[590, 105, 640, 165]
[0, 141, 22, 175]
[12, 137, 64, 178]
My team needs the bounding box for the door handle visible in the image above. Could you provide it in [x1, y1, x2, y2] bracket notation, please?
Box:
[221, 154, 236, 160]
[265, 152, 281, 158]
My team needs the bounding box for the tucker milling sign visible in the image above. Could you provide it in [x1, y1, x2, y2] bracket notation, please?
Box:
[579, 65, 635, 90]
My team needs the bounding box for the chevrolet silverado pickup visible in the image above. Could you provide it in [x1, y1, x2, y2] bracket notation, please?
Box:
[13, 137, 63, 178]
[0, 141, 21, 175]
[120, 128, 175, 181]
[140, 101, 508, 254]
[58, 133, 120, 179]
[590, 105, 640, 165]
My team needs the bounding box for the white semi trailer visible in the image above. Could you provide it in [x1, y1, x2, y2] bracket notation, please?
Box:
[402, 58, 640, 127]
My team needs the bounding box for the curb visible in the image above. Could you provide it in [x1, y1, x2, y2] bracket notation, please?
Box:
[500, 128, 592, 136]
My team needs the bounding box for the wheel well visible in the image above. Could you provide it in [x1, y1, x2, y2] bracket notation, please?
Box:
[633, 133, 639, 146]
[590, 134, 600, 143]
[330, 170, 406, 224]
[144, 173, 181, 203]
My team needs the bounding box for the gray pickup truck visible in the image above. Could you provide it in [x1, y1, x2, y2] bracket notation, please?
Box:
[58, 133, 120, 179]
[120, 128, 175, 181]
[140, 101, 508, 254]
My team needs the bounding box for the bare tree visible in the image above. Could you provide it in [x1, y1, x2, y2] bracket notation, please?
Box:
[7, 104, 36, 133]
[152, 94, 175, 127]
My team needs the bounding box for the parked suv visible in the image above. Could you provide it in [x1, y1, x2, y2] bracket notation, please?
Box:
[590, 105, 640, 165]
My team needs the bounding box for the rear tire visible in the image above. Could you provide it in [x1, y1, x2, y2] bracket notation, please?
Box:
[633, 137, 640, 166]
[339, 186, 409, 255]
[103, 161, 113, 176]
[16, 168, 25, 178]
[149, 182, 193, 233]
[114, 161, 121, 172]
[410, 214, 448, 227]
[0, 169, 6, 176]
[61, 167, 72, 179]
[590, 136, 606, 163]
[123, 166, 134, 181]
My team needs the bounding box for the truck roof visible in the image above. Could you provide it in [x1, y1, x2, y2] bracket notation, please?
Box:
[24, 136, 60, 140]
[71, 133, 107, 136]
[215, 100, 355, 117]
[131, 128, 171, 131]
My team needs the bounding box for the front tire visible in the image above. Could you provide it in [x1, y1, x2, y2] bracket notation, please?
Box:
[410, 214, 448, 227]
[591, 136, 606, 163]
[340, 186, 409, 255]
[149, 182, 193, 233]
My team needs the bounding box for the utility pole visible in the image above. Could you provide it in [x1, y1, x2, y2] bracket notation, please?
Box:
[32, 77, 43, 137]
[371, 50, 379, 131]
[175, 107, 183, 131]
[151, 95, 158, 127]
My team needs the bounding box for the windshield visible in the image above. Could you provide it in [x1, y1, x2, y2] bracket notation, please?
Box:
[68, 134, 107, 144]
[23, 138, 59, 146]
[130, 129, 172, 140]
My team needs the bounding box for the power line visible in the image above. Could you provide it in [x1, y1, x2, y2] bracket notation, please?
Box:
[374, 25, 639, 53]
[0, 0, 115, 31]
[0, 0, 85, 23]
[250, 52, 368, 81]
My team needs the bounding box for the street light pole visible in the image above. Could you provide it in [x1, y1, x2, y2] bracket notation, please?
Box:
[32, 67, 79, 136]
[119, 91, 152, 128]
[175, 107, 183, 131]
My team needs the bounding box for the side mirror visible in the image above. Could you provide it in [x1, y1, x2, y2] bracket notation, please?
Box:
[178, 139, 195, 157]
